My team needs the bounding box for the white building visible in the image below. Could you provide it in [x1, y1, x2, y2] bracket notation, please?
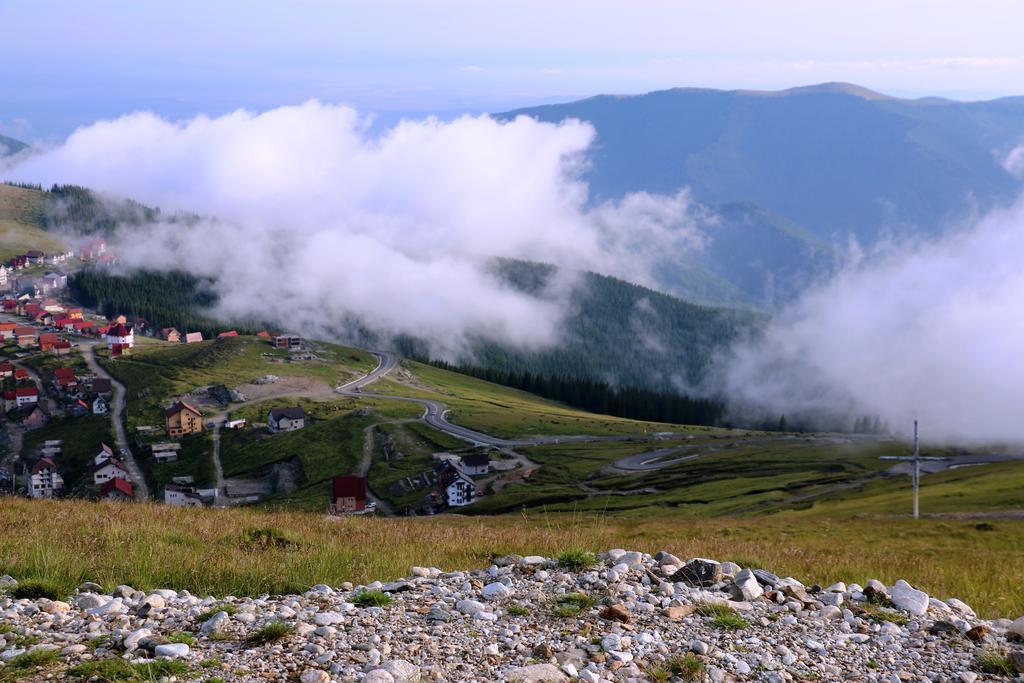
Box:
[164, 484, 204, 507]
[29, 458, 64, 498]
[93, 458, 129, 486]
[437, 465, 477, 507]
[105, 323, 134, 349]
[459, 453, 490, 476]
[268, 407, 305, 432]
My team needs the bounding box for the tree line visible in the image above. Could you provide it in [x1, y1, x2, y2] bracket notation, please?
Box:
[422, 358, 726, 427]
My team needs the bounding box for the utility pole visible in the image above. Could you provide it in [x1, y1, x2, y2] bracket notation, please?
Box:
[912, 420, 920, 520]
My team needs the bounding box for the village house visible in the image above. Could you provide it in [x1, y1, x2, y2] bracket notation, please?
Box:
[0, 323, 16, 341]
[53, 367, 77, 391]
[0, 264, 8, 289]
[0, 362, 13, 378]
[70, 399, 91, 417]
[51, 340, 72, 355]
[217, 330, 238, 339]
[158, 327, 181, 343]
[39, 332, 59, 352]
[151, 442, 181, 463]
[93, 458, 129, 486]
[5, 386, 39, 410]
[14, 326, 37, 347]
[164, 483, 203, 507]
[92, 396, 108, 415]
[268, 406, 305, 433]
[23, 405, 50, 430]
[99, 477, 133, 501]
[29, 457, 64, 498]
[331, 475, 367, 514]
[87, 377, 112, 395]
[272, 334, 303, 351]
[94, 443, 115, 466]
[25, 250, 45, 266]
[183, 332, 203, 344]
[105, 322, 134, 356]
[165, 401, 204, 438]
[436, 463, 478, 507]
[460, 452, 491, 476]
[79, 240, 106, 261]
[38, 272, 67, 292]
[226, 418, 246, 429]
[14, 368, 28, 381]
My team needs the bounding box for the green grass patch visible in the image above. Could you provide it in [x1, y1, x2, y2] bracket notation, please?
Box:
[165, 631, 196, 645]
[244, 620, 293, 646]
[11, 579, 63, 600]
[66, 658, 191, 681]
[0, 647, 60, 681]
[648, 654, 704, 683]
[352, 590, 392, 607]
[553, 592, 597, 617]
[506, 604, 529, 617]
[696, 602, 749, 630]
[557, 549, 597, 571]
[977, 649, 1014, 675]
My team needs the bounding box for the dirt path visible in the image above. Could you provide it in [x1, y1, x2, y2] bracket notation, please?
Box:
[80, 344, 151, 500]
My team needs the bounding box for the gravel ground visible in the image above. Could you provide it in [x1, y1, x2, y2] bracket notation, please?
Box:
[1, 550, 1023, 681]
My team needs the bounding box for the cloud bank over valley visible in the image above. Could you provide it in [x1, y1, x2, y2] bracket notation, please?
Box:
[4, 102, 706, 354]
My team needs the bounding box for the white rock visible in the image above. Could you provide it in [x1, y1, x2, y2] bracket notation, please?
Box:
[123, 628, 151, 650]
[732, 569, 763, 601]
[377, 659, 421, 683]
[300, 669, 330, 683]
[579, 670, 600, 683]
[313, 611, 345, 626]
[506, 663, 568, 682]
[482, 582, 511, 601]
[519, 556, 549, 567]
[364, 671, 395, 683]
[87, 597, 125, 616]
[1007, 615, 1024, 637]
[945, 598, 975, 617]
[890, 579, 929, 616]
[201, 611, 230, 634]
[75, 594, 107, 610]
[456, 599, 488, 615]
[154, 642, 189, 658]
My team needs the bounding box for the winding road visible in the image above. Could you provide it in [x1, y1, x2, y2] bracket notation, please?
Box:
[337, 351, 681, 449]
[80, 343, 151, 500]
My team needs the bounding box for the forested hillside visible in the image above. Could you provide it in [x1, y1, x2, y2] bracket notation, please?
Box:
[398, 259, 761, 393]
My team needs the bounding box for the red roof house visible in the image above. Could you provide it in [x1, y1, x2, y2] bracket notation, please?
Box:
[331, 475, 367, 514]
[99, 477, 133, 501]
[217, 330, 239, 338]
[53, 367, 77, 388]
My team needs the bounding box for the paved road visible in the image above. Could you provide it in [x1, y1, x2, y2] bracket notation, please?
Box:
[338, 351, 677, 449]
[81, 344, 151, 500]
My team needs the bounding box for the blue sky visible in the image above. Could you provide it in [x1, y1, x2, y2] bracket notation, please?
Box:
[4, 0, 1024, 139]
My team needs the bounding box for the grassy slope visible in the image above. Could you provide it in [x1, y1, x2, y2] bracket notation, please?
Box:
[382, 361, 719, 439]
[0, 497, 1020, 618]
[102, 336, 375, 428]
[0, 184, 67, 261]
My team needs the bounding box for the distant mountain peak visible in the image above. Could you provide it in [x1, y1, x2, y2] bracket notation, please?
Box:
[739, 82, 893, 100]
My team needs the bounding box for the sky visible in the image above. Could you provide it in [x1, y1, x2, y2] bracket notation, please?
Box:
[4, 0, 1024, 139]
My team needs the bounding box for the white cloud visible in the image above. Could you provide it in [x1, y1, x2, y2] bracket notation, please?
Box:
[1002, 145, 1024, 179]
[5, 101, 704, 355]
[717, 168, 1024, 443]
[460, 65, 485, 73]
